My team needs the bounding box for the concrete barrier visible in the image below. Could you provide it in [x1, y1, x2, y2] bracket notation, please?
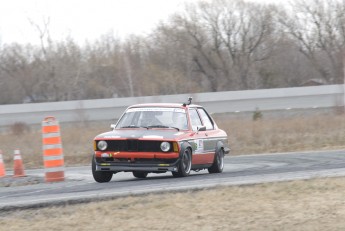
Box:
[0, 84, 344, 126]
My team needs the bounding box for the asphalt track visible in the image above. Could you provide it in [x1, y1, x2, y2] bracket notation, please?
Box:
[1, 149, 345, 211]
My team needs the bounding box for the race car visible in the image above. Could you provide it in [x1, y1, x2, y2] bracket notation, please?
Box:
[92, 98, 230, 182]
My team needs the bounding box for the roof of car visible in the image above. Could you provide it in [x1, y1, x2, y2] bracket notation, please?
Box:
[128, 103, 202, 108]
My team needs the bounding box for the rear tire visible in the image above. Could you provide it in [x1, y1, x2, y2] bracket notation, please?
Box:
[172, 148, 192, 177]
[208, 148, 224, 174]
[92, 155, 113, 183]
[133, 171, 148, 179]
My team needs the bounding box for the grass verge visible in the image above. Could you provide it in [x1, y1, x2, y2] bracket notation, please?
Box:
[1, 177, 345, 230]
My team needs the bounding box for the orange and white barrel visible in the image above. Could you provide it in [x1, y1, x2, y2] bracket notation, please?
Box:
[42, 116, 65, 182]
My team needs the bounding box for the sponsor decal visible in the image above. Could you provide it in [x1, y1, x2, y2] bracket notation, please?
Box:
[158, 164, 170, 167]
[191, 142, 197, 151]
[127, 108, 185, 113]
[174, 132, 184, 136]
[110, 152, 119, 157]
[173, 108, 185, 113]
[191, 139, 204, 153]
[196, 139, 204, 152]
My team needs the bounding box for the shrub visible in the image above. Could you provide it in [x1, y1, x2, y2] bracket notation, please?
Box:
[9, 122, 31, 136]
[253, 108, 263, 121]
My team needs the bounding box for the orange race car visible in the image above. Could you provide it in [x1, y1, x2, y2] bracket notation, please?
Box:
[92, 98, 230, 182]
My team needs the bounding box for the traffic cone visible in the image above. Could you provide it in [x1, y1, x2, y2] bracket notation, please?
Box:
[0, 150, 5, 177]
[13, 149, 25, 177]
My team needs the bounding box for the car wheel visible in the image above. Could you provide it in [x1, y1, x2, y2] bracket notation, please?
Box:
[172, 148, 192, 177]
[208, 148, 224, 174]
[92, 155, 113, 183]
[133, 171, 148, 179]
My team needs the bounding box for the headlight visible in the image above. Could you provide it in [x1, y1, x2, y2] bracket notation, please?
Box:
[160, 142, 171, 152]
[97, 140, 108, 151]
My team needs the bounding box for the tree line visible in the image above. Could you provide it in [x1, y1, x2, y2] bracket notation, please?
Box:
[0, 0, 344, 104]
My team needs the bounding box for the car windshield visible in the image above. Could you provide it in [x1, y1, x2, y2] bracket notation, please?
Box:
[116, 107, 188, 130]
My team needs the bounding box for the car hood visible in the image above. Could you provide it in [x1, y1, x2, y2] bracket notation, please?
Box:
[95, 129, 189, 140]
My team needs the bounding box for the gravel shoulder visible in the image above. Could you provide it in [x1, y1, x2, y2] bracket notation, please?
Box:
[0, 176, 44, 187]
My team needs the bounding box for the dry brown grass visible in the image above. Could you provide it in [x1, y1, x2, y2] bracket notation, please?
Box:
[1, 177, 345, 230]
[0, 122, 109, 169]
[215, 113, 345, 155]
[0, 112, 344, 169]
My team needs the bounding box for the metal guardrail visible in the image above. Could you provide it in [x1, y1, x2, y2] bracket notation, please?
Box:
[0, 84, 344, 126]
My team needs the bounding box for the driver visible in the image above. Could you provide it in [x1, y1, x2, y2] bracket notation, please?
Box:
[172, 112, 188, 130]
[140, 111, 161, 127]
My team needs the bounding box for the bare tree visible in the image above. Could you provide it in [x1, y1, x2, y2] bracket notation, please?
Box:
[2, 0, 345, 105]
[0, 44, 44, 102]
[27, 16, 52, 56]
[170, 0, 277, 91]
[279, 0, 345, 84]
[142, 23, 202, 95]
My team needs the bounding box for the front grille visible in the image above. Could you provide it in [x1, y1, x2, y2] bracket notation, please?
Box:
[127, 140, 139, 151]
[97, 140, 171, 152]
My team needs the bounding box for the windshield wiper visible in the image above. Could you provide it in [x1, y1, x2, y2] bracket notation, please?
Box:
[147, 125, 179, 131]
[121, 125, 146, 128]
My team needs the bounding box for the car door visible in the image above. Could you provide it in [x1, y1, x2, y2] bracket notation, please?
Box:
[188, 108, 214, 165]
[197, 107, 220, 158]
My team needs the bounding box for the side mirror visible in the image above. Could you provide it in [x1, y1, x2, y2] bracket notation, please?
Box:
[110, 124, 116, 130]
[197, 126, 206, 132]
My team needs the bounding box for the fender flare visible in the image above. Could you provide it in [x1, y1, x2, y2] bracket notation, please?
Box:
[215, 141, 224, 154]
[179, 141, 192, 159]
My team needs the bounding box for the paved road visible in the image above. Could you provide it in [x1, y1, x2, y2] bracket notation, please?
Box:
[1, 149, 345, 210]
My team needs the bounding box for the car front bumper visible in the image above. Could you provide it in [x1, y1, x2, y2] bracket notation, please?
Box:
[95, 163, 178, 172]
[94, 157, 180, 172]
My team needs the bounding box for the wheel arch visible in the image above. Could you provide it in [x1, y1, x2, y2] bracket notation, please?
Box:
[179, 141, 193, 159]
[215, 140, 225, 154]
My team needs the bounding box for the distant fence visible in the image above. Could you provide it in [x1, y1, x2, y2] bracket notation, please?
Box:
[0, 84, 344, 127]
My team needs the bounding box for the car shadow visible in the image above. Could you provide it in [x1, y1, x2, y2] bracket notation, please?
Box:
[112, 171, 210, 183]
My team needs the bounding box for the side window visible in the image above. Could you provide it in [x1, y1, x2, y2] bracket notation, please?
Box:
[198, 108, 214, 130]
[116, 111, 137, 128]
[189, 109, 202, 131]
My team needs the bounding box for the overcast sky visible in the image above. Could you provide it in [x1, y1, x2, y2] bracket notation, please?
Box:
[0, 0, 195, 45]
[0, 0, 276, 46]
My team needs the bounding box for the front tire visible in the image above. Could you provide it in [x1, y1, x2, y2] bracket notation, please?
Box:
[92, 155, 113, 183]
[172, 148, 192, 177]
[133, 171, 148, 179]
[208, 148, 224, 174]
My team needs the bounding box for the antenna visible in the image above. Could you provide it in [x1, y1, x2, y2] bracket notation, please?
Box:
[183, 97, 193, 107]
[188, 97, 192, 105]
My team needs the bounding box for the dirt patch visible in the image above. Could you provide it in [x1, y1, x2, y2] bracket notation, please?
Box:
[0, 176, 44, 187]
